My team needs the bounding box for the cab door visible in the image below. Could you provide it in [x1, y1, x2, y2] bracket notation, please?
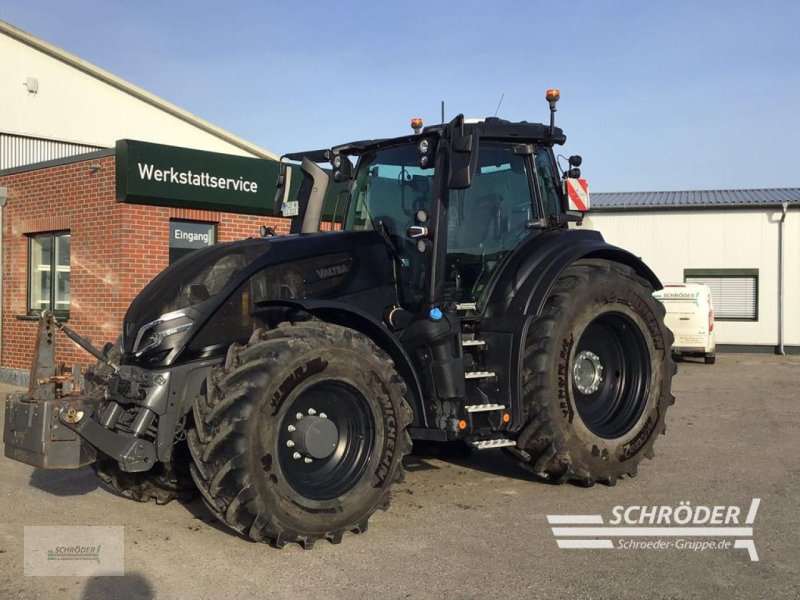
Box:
[441, 142, 537, 306]
[344, 144, 436, 311]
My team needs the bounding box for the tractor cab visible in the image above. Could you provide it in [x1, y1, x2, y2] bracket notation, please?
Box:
[275, 92, 589, 315]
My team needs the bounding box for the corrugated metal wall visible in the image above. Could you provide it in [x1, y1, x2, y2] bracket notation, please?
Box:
[0, 132, 104, 170]
[583, 208, 800, 346]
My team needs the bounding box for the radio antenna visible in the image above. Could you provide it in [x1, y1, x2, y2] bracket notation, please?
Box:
[493, 93, 505, 117]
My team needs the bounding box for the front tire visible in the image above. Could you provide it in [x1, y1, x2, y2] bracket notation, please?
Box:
[93, 447, 195, 505]
[187, 322, 412, 548]
[513, 259, 676, 486]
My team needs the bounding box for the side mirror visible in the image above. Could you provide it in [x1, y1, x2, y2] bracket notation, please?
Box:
[447, 114, 479, 189]
[331, 153, 352, 182]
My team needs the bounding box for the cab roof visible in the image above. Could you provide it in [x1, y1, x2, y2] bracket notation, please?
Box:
[284, 117, 566, 163]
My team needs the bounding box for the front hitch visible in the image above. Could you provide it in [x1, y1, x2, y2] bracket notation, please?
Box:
[2, 313, 102, 469]
[3, 313, 156, 471]
[56, 402, 157, 472]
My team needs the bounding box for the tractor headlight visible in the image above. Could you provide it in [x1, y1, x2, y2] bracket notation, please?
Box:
[417, 138, 434, 169]
[133, 311, 193, 357]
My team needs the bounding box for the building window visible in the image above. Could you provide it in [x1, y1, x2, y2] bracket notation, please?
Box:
[28, 232, 70, 315]
[169, 220, 216, 264]
[684, 268, 758, 321]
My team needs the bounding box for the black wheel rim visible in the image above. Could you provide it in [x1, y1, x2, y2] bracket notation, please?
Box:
[277, 381, 376, 501]
[572, 312, 651, 439]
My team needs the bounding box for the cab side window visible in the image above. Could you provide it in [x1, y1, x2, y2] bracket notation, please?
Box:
[534, 148, 562, 218]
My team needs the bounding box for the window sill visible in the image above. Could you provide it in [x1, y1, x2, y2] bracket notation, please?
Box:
[15, 313, 70, 322]
[714, 318, 758, 323]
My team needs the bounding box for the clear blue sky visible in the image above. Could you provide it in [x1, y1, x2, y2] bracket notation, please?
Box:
[4, 0, 799, 191]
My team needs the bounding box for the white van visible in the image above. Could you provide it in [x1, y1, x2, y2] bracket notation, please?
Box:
[652, 283, 716, 364]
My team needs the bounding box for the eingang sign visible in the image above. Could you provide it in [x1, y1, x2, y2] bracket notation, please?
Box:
[169, 220, 215, 263]
[115, 139, 279, 215]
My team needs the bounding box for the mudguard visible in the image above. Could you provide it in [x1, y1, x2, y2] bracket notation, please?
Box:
[255, 299, 428, 429]
[483, 228, 661, 319]
[480, 228, 662, 431]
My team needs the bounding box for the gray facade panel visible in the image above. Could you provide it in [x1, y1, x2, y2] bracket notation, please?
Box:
[0, 132, 104, 170]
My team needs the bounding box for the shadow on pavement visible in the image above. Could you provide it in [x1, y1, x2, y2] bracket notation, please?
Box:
[29, 465, 99, 496]
[408, 441, 539, 482]
[82, 571, 154, 600]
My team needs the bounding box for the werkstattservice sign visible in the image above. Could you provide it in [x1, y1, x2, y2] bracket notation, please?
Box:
[115, 139, 279, 215]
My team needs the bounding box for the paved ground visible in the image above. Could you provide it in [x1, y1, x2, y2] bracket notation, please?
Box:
[1, 353, 799, 599]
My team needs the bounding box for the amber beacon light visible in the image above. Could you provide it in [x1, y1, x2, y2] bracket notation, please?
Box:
[546, 88, 560, 135]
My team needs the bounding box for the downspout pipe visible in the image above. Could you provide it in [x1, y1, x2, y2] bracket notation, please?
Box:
[0, 186, 7, 365]
[778, 202, 788, 355]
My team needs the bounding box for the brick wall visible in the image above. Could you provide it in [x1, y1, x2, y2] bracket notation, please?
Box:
[1, 154, 289, 373]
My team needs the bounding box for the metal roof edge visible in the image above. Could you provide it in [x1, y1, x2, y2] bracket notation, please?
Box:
[588, 202, 797, 212]
[591, 187, 800, 195]
[0, 20, 279, 161]
[1, 129, 107, 150]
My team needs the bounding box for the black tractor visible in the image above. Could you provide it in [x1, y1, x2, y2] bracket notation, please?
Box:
[4, 91, 675, 548]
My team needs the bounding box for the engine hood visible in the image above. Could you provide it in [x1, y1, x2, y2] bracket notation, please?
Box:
[122, 230, 394, 365]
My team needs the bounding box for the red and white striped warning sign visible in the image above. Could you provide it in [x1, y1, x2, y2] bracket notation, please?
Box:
[565, 178, 590, 212]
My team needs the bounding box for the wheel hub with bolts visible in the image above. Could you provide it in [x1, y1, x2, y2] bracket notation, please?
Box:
[286, 409, 338, 463]
[573, 350, 604, 395]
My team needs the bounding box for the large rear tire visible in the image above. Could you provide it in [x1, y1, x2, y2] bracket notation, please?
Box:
[86, 344, 196, 504]
[513, 259, 676, 486]
[187, 322, 412, 548]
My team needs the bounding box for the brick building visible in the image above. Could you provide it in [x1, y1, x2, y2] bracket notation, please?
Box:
[0, 148, 289, 384]
[0, 20, 288, 384]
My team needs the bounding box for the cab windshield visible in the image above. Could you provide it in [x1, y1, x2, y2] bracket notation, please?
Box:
[344, 143, 434, 308]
